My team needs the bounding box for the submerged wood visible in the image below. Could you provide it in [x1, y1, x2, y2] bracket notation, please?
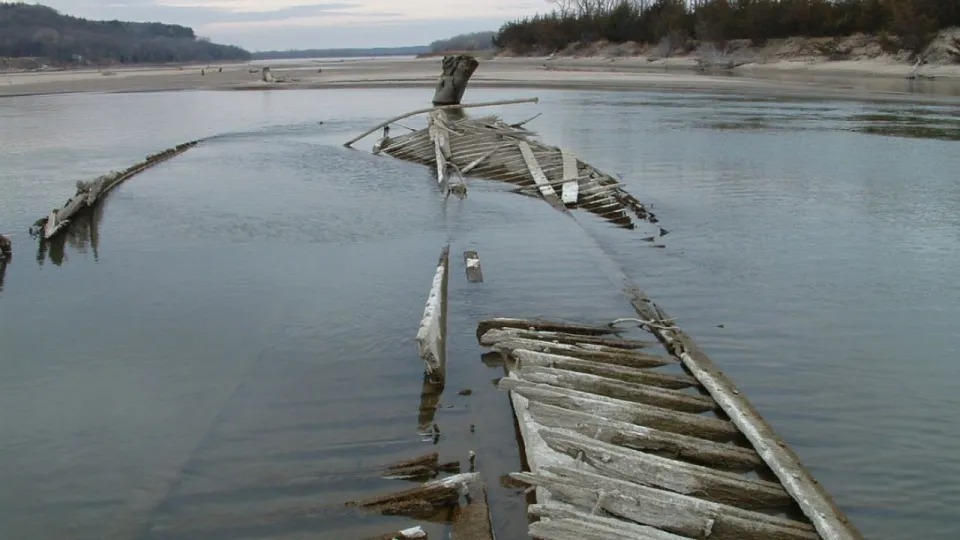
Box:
[463, 250, 483, 283]
[0, 234, 10, 261]
[505, 348, 697, 390]
[34, 141, 200, 240]
[476, 318, 615, 341]
[383, 452, 460, 481]
[529, 503, 689, 540]
[627, 289, 863, 540]
[479, 326, 654, 350]
[515, 466, 818, 540]
[348, 472, 479, 519]
[365, 526, 427, 540]
[482, 333, 670, 368]
[416, 245, 450, 384]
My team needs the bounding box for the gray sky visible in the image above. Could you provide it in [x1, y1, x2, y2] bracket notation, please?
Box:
[42, 0, 547, 51]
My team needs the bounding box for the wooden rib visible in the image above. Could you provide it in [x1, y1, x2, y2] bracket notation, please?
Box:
[517, 366, 715, 413]
[539, 429, 792, 509]
[478, 326, 655, 350]
[627, 289, 864, 540]
[499, 379, 739, 441]
[515, 466, 818, 540]
[415, 245, 449, 384]
[476, 318, 615, 341]
[527, 401, 762, 471]
[529, 503, 690, 540]
[506, 349, 696, 390]
[484, 337, 670, 370]
[519, 141, 562, 206]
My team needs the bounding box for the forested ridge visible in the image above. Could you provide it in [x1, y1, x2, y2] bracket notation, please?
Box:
[0, 3, 250, 65]
[495, 0, 960, 54]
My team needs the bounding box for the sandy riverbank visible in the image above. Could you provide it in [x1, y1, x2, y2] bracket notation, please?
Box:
[2, 56, 960, 102]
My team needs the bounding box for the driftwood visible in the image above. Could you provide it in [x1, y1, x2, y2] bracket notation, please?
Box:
[626, 289, 864, 540]
[32, 141, 199, 240]
[416, 245, 450, 384]
[433, 55, 479, 106]
[463, 251, 483, 283]
[348, 472, 479, 519]
[383, 452, 460, 481]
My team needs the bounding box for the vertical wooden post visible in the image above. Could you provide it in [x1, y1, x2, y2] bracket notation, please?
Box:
[416, 245, 450, 385]
[432, 55, 479, 106]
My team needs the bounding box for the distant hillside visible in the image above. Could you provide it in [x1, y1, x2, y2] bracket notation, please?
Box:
[0, 3, 249, 66]
[429, 31, 495, 53]
[252, 46, 429, 60]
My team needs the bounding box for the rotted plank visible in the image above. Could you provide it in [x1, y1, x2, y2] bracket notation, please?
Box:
[476, 318, 615, 341]
[517, 366, 715, 413]
[514, 466, 818, 540]
[527, 401, 762, 471]
[484, 335, 672, 369]
[504, 349, 696, 390]
[539, 429, 793, 510]
[529, 503, 689, 540]
[478, 326, 655, 350]
[463, 251, 483, 283]
[499, 379, 739, 442]
[416, 245, 450, 384]
[519, 142, 563, 207]
[561, 150, 579, 205]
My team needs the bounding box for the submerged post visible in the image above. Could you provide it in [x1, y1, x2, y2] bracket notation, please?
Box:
[432, 55, 479, 106]
[416, 245, 450, 385]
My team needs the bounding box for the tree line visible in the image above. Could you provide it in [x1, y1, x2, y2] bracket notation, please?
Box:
[429, 31, 496, 53]
[494, 0, 960, 54]
[0, 3, 250, 65]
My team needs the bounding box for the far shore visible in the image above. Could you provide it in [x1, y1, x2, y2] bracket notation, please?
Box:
[2, 55, 959, 102]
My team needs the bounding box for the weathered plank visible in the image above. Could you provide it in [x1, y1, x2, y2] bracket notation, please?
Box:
[476, 318, 615, 341]
[514, 466, 818, 540]
[529, 503, 689, 540]
[478, 326, 653, 350]
[539, 429, 792, 509]
[348, 472, 479, 519]
[463, 251, 483, 283]
[527, 401, 762, 471]
[561, 150, 579, 205]
[451, 477, 495, 540]
[500, 379, 740, 441]
[519, 141, 562, 206]
[628, 289, 864, 540]
[517, 366, 715, 413]
[506, 349, 697, 390]
[483, 335, 671, 369]
[416, 246, 450, 384]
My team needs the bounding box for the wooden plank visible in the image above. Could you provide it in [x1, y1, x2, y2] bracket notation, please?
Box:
[517, 366, 715, 413]
[499, 379, 740, 441]
[478, 326, 653, 350]
[514, 466, 818, 540]
[348, 472, 479, 519]
[561, 150, 579, 205]
[463, 251, 483, 283]
[627, 289, 864, 540]
[451, 477, 495, 540]
[518, 141, 561, 205]
[527, 401, 763, 471]
[506, 349, 697, 390]
[476, 318, 614, 341]
[482, 335, 671, 369]
[416, 245, 450, 384]
[539, 429, 792, 509]
[529, 503, 689, 540]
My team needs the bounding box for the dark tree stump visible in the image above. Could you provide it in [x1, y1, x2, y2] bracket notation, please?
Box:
[432, 55, 479, 106]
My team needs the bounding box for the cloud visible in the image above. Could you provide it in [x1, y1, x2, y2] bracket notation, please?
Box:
[39, 0, 546, 49]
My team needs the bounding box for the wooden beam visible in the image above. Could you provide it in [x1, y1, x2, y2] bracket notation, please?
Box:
[514, 466, 818, 540]
[519, 142, 562, 206]
[499, 379, 739, 441]
[476, 318, 615, 341]
[479, 326, 654, 350]
[539, 429, 792, 509]
[416, 245, 450, 384]
[505, 348, 697, 390]
[527, 401, 762, 471]
[561, 150, 579, 205]
[463, 251, 483, 283]
[482, 334, 671, 369]
[627, 289, 864, 540]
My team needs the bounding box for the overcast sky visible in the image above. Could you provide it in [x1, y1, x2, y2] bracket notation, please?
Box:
[42, 0, 547, 51]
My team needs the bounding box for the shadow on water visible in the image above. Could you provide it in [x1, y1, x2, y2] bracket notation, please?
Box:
[35, 198, 104, 267]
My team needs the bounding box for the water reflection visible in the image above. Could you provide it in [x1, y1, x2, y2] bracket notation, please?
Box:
[35, 201, 102, 267]
[0, 259, 7, 292]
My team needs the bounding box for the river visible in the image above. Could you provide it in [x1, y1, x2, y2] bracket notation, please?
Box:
[1, 86, 958, 539]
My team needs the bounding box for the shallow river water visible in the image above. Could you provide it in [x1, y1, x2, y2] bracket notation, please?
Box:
[1, 86, 959, 539]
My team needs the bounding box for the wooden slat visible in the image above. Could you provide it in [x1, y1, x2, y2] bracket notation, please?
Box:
[507, 349, 696, 390]
[519, 141, 562, 205]
[476, 318, 615, 341]
[527, 401, 762, 471]
[415, 245, 449, 384]
[539, 429, 792, 509]
[499, 379, 739, 441]
[480, 326, 653, 350]
[561, 150, 579, 205]
[628, 289, 864, 540]
[485, 336, 671, 370]
[463, 250, 484, 283]
[518, 366, 715, 413]
[515, 466, 818, 540]
[529, 503, 691, 540]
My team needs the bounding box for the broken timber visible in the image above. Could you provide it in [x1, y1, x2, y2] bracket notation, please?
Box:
[463, 251, 483, 283]
[416, 245, 450, 385]
[31, 141, 200, 240]
[479, 314, 863, 540]
[347, 56, 658, 230]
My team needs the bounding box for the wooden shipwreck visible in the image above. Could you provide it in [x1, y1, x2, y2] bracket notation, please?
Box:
[346, 58, 658, 230]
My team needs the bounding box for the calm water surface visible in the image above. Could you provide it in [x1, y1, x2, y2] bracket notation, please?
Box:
[1, 87, 959, 539]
